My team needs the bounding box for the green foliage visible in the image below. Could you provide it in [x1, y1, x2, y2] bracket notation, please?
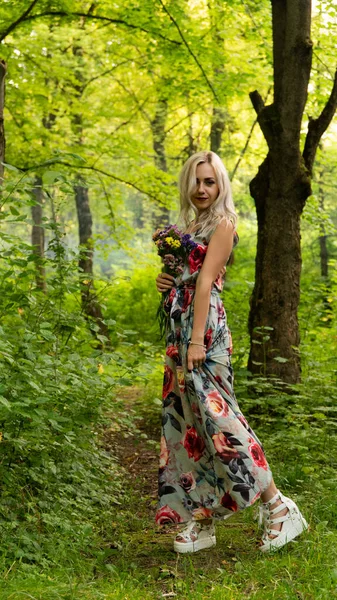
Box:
[0, 188, 138, 565]
[104, 257, 162, 344]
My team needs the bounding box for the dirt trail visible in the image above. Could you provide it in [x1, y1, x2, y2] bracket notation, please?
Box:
[104, 386, 160, 514]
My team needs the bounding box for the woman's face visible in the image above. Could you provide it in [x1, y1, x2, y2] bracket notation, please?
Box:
[191, 162, 219, 214]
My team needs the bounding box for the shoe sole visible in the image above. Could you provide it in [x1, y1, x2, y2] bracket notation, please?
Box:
[174, 535, 216, 554]
[259, 514, 309, 553]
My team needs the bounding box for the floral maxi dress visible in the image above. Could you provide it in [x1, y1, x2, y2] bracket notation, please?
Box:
[155, 229, 273, 526]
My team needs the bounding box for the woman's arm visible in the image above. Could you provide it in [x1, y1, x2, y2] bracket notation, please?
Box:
[187, 219, 234, 370]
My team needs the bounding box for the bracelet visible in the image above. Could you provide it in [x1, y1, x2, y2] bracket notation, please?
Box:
[189, 341, 206, 349]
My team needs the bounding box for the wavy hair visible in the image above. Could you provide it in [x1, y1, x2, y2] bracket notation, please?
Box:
[178, 151, 237, 240]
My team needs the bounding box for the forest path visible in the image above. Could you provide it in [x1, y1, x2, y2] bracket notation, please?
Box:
[105, 385, 160, 515]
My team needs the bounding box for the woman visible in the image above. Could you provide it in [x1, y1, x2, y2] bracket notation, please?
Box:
[154, 151, 308, 554]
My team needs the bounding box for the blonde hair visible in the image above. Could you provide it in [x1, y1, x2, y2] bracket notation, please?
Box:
[178, 151, 237, 240]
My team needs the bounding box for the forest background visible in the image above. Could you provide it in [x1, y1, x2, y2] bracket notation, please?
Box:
[0, 1, 337, 599]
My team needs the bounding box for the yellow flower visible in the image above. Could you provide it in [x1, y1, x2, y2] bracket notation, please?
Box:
[172, 240, 181, 248]
[0, 432, 3, 442]
[97, 363, 104, 374]
[165, 236, 174, 245]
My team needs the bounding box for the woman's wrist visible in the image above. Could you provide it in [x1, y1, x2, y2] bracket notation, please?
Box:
[189, 341, 206, 349]
[190, 336, 204, 344]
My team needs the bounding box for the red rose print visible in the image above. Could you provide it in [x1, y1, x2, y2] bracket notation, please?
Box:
[163, 365, 174, 399]
[212, 432, 241, 461]
[220, 492, 238, 512]
[155, 504, 184, 525]
[212, 432, 233, 452]
[204, 327, 213, 350]
[182, 426, 205, 462]
[249, 442, 268, 470]
[164, 287, 177, 314]
[206, 390, 229, 418]
[166, 345, 180, 362]
[169, 288, 176, 303]
[182, 288, 192, 312]
[188, 245, 207, 274]
[179, 472, 196, 493]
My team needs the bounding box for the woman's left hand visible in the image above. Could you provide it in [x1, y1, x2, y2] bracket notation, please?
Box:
[187, 344, 206, 371]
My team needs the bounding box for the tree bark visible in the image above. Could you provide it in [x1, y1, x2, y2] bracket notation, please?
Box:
[317, 172, 333, 324]
[210, 106, 226, 154]
[318, 176, 328, 279]
[0, 60, 7, 187]
[31, 176, 46, 292]
[151, 96, 170, 229]
[74, 175, 110, 342]
[248, 0, 337, 384]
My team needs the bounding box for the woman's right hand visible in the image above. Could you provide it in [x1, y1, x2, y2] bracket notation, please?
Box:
[156, 272, 175, 293]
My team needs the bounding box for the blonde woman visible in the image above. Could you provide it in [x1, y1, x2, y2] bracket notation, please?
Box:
[154, 151, 308, 553]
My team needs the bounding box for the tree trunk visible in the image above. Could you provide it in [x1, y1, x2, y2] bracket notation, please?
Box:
[210, 106, 226, 154]
[0, 60, 7, 186]
[248, 0, 337, 384]
[74, 176, 110, 343]
[317, 174, 333, 324]
[248, 152, 309, 383]
[151, 97, 170, 229]
[317, 173, 328, 279]
[31, 175, 46, 292]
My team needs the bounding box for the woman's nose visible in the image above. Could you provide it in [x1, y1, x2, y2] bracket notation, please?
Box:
[198, 181, 205, 193]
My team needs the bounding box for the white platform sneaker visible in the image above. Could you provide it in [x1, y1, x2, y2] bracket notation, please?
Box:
[173, 519, 216, 553]
[258, 490, 309, 553]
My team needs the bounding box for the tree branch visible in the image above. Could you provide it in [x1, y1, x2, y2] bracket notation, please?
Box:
[0, 11, 181, 45]
[0, 0, 39, 41]
[249, 89, 275, 147]
[303, 69, 337, 175]
[81, 60, 131, 91]
[249, 90, 265, 115]
[114, 78, 152, 123]
[158, 0, 219, 102]
[231, 86, 272, 181]
[11, 160, 170, 205]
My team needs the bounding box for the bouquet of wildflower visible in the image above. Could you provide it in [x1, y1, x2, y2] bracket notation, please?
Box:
[153, 224, 197, 334]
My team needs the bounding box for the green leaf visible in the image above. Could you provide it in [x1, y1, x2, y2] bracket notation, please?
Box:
[1, 162, 20, 172]
[42, 170, 66, 185]
[0, 396, 11, 410]
[9, 206, 20, 215]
